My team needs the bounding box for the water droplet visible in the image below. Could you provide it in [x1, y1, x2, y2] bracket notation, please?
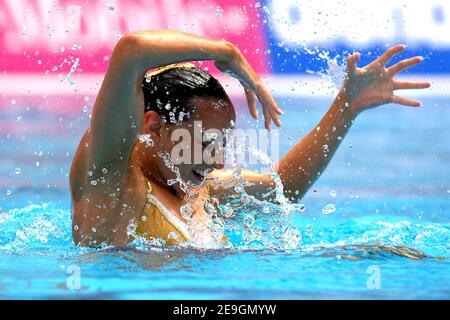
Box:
[91, 227, 97, 233]
[330, 190, 337, 197]
[216, 6, 222, 17]
[321, 203, 336, 215]
[90, 180, 97, 186]
[73, 224, 79, 231]
[138, 134, 154, 147]
[5, 190, 12, 196]
[204, 202, 215, 215]
[82, 106, 88, 113]
[243, 215, 255, 228]
[180, 204, 193, 220]
[168, 232, 178, 240]
[222, 204, 234, 218]
[15, 168, 21, 175]
[306, 224, 313, 236]
[284, 228, 302, 245]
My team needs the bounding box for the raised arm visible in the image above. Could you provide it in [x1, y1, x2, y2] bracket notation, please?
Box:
[70, 30, 281, 245]
[86, 30, 282, 179]
[277, 45, 431, 201]
[90, 31, 220, 174]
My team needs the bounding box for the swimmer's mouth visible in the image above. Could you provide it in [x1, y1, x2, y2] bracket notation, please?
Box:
[192, 167, 213, 183]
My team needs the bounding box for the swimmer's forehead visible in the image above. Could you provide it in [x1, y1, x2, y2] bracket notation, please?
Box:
[189, 98, 235, 130]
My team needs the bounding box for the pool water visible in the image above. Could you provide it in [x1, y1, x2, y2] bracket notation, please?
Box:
[0, 95, 449, 299]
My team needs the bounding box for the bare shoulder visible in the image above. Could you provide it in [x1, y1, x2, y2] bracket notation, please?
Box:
[69, 130, 147, 246]
[69, 129, 145, 200]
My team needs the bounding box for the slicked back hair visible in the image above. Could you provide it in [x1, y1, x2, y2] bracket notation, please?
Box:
[141, 66, 232, 124]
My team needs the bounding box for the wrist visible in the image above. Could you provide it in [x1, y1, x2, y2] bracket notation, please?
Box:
[337, 89, 360, 120]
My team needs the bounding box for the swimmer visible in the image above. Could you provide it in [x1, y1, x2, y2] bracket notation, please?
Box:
[70, 30, 430, 247]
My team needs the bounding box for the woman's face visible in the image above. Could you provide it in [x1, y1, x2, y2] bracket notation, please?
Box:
[146, 97, 236, 194]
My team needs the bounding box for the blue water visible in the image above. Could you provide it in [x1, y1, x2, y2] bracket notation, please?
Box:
[0, 95, 449, 299]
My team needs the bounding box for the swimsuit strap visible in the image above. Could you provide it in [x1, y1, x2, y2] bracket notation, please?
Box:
[146, 180, 153, 194]
[142, 179, 156, 209]
[142, 180, 192, 241]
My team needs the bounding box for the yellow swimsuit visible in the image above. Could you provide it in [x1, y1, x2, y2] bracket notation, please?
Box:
[136, 181, 192, 245]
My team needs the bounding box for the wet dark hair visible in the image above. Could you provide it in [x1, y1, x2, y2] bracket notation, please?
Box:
[141, 66, 232, 124]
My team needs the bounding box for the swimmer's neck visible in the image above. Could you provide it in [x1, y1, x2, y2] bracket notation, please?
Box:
[131, 144, 183, 198]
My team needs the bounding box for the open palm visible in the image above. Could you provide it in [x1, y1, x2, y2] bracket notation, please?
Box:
[343, 45, 431, 115]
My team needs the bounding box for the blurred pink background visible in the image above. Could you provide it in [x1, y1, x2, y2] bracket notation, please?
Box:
[0, 0, 268, 75]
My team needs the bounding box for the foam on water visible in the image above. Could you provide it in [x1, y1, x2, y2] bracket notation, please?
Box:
[1, 201, 449, 259]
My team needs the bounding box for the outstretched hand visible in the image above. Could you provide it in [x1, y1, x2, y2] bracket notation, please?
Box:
[214, 43, 283, 130]
[343, 44, 431, 115]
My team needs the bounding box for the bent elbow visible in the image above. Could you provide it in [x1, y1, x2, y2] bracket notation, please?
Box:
[116, 32, 141, 51]
[111, 32, 143, 65]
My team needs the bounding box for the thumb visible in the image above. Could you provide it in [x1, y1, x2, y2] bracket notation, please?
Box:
[346, 52, 360, 75]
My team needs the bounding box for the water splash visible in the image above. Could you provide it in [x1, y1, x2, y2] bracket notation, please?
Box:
[0, 203, 73, 253]
[61, 57, 80, 85]
[157, 151, 194, 196]
[304, 47, 348, 90]
[321, 203, 337, 215]
[0, 201, 448, 259]
[200, 134, 306, 250]
[138, 134, 155, 148]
